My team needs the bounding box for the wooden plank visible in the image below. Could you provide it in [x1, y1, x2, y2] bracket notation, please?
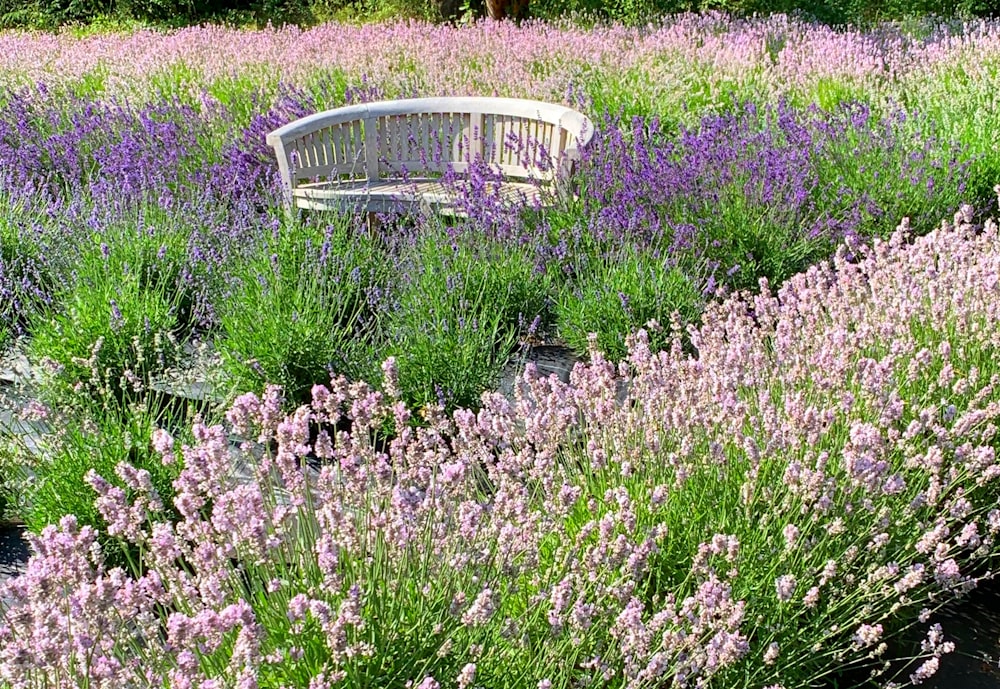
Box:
[292, 139, 306, 173]
[330, 124, 339, 164]
[390, 116, 402, 166]
[300, 132, 312, 169]
[354, 120, 367, 177]
[310, 131, 322, 169]
[418, 114, 431, 169]
[528, 118, 541, 170]
[428, 113, 442, 167]
[332, 124, 345, 167]
[546, 121, 560, 170]
[457, 113, 469, 163]
[363, 118, 379, 181]
[344, 123, 356, 167]
[270, 139, 294, 216]
[401, 115, 409, 170]
[499, 116, 512, 166]
[469, 112, 483, 162]
[319, 127, 332, 168]
[482, 114, 495, 164]
[378, 116, 391, 174]
[443, 112, 458, 163]
[310, 132, 322, 168]
[294, 163, 362, 181]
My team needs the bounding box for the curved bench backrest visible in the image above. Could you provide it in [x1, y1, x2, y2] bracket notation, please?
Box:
[266, 97, 593, 190]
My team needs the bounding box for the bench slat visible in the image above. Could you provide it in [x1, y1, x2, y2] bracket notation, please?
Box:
[292, 178, 545, 215]
[331, 123, 340, 163]
[363, 118, 378, 180]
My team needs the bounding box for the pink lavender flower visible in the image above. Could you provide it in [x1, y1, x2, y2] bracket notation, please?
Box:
[382, 356, 401, 400]
[151, 427, 176, 465]
[462, 588, 497, 628]
[803, 586, 820, 608]
[853, 623, 883, 648]
[910, 657, 940, 684]
[934, 559, 962, 587]
[782, 524, 799, 549]
[457, 663, 477, 689]
[775, 575, 797, 603]
[21, 400, 49, 421]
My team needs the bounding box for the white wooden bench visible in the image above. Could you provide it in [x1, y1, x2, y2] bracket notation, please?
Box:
[265, 97, 593, 216]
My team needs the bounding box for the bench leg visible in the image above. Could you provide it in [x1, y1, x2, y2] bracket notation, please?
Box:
[366, 211, 382, 239]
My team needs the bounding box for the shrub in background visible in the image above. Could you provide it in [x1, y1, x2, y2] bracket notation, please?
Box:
[2, 0, 998, 29]
[523, 0, 1000, 25]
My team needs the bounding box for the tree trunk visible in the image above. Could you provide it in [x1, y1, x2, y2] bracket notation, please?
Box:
[485, 0, 528, 20]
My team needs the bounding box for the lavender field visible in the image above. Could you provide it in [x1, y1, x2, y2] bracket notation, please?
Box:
[1, 13, 1000, 688]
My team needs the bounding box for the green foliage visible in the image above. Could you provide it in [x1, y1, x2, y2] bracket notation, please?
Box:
[26, 222, 189, 410]
[0, 210, 53, 351]
[215, 216, 386, 406]
[388, 229, 550, 412]
[531, 0, 1000, 26]
[16, 401, 184, 571]
[555, 246, 702, 360]
[0, 0, 451, 29]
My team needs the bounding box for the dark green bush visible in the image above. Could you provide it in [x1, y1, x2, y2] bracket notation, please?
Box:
[1, 0, 996, 29]
[26, 225, 189, 410]
[530, 0, 1000, 25]
[554, 246, 702, 361]
[0, 0, 316, 28]
[19, 402, 185, 572]
[388, 229, 550, 412]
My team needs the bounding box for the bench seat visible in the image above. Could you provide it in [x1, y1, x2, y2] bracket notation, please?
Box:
[292, 178, 546, 215]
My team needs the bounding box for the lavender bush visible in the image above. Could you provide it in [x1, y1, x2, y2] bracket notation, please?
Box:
[25, 212, 191, 408]
[570, 100, 970, 296]
[6, 399, 186, 570]
[554, 245, 702, 360]
[386, 226, 551, 412]
[0, 83, 285, 340]
[3, 206, 999, 687]
[216, 216, 388, 406]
